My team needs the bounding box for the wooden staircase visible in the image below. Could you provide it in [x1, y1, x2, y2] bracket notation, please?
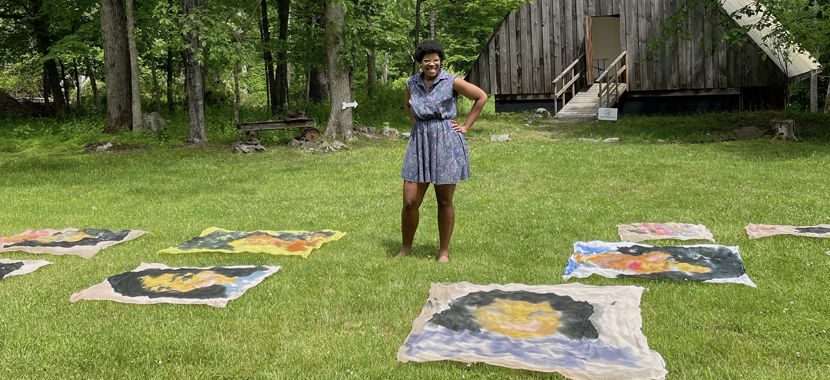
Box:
[553, 51, 629, 122]
[555, 83, 626, 122]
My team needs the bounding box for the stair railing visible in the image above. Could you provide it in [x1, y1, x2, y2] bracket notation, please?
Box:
[552, 54, 586, 115]
[596, 51, 628, 108]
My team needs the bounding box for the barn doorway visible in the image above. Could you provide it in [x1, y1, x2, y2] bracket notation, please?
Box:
[586, 16, 621, 83]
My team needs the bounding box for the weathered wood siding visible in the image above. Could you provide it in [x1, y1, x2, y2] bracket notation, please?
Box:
[467, 0, 788, 95]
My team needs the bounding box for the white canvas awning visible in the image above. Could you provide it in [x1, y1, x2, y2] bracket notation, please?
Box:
[722, 0, 822, 82]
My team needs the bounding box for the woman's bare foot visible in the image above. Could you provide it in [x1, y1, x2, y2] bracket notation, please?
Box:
[395, 248, 412, 258]
[437, 250, 450, 263]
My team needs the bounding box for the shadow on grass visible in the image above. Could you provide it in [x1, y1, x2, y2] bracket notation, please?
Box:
[380, 237, 441, 261]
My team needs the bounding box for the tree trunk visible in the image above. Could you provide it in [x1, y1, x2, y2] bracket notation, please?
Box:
[366, 9, 376, 96]
[100, 0, 133, 132]
[84, 57, 100, 109]
[382, 52, 388, 84]
[413, 0, 422, 75]
[308, 5, 327, 103]
[430, 5, 435, 39]
[274, 0, 290, 116]
[32, 0, 67, 117]
[149, 51, 162, 113]
[126, 0, 142, 129]
[182, 0, 208, 145]
[261, 0, 277, 116]
[59, 59, 71, 107]
[72, 59, 82, 106]
[309, 66, 327, 103]
[324, 0, 353, 140]
[166, 46, 174, 112]
[824, 79, 830, 113]
[42, 69, 50, 107]
[234, 61, 241, 126]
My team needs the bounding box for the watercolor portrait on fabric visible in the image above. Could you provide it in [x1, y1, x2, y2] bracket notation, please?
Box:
[158, 227, 345, 258]
[70, 263, 280, 308]
[0, 228, 148, 259]
[617, 223, 715, 243]
[564, 241, 756, 287]
[398, 282, 667, 380]
[0, 259, 51, 281]
[746, 224, 830, 239]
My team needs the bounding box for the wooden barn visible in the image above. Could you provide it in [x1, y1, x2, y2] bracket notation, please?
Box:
[465, 0, 822, 119]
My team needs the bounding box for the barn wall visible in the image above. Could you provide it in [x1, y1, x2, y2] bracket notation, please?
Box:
[467, 0, 788, 95]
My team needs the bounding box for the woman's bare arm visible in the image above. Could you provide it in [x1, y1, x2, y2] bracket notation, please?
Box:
[404, 87, 416, 125]
[451, 77, 487, 133]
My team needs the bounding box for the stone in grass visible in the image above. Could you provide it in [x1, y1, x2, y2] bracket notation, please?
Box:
[287, 137, 318, 149]
[602, 137, 620, 143]
[534, 108, 552, 118]
[381, 127, 399, 138]
[401, 132, 411, 139]
[232, 139, 267, 154]
[729, 126, 765, 141]
[491, 134, 510, 142]
[353, 126, 376, 135]
[85, 141, 143, 153]
[579, 138, 599, 143]
[330, 140, 348, 150]
[656, 139, 666, 144]
[643, 140, 651, 143]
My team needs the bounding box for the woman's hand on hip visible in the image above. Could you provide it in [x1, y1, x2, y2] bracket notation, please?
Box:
[450, 120, 469, 133]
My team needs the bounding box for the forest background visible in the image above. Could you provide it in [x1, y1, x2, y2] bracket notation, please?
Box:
[0, 0, 828, 150]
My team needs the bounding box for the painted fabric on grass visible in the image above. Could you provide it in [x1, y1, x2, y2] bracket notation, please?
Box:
[70, 262, 280, 308]
[0, 228, 148, 259]
[398, 282, 667, 379]
[0, 259, 51, 281]
[564, 241, 756, 287]
[617, 223, 715, 243]
[746, 224, 830, 239]
[157, 227, 345, 258]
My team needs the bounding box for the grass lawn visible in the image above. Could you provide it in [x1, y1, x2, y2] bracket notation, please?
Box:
[0, 109, 829, 379]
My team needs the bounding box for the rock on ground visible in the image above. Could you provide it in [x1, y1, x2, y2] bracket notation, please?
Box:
[84, 141, 143, 153]
[534, 108, 551, 118]
[602, 137, 620, 143]
[232, 138, 267, 154]
[729, 126, 765, 141]
[491, 134, 510, 142]
[381, 127, 399, 138]
[579, 138, 599, 143]
[138, 112, 167, 135]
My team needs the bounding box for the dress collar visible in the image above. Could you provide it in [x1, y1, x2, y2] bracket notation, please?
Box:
[418, 70, 450, 89]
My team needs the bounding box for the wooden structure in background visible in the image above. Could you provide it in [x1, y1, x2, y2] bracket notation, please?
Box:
[465, 0, 821, 114]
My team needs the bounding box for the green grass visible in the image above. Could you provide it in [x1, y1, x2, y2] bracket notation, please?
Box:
[1, 109, 829, 379]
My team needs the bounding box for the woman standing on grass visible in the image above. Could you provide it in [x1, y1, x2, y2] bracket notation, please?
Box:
[396, 40, 488, 263]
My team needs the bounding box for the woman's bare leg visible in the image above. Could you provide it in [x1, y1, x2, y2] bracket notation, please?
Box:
[434, 184, 456, 263]
[398, 180, 430, 257]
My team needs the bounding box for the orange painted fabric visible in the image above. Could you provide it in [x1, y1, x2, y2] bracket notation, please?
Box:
[157, 227, 345, 258]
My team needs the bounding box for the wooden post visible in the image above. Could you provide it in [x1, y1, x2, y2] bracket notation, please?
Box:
[624, 52, 629, 89]
[810, 70, 818, 113]
[571, 67, 575, 98]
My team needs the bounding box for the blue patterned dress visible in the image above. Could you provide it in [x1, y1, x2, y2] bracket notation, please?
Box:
[402, 70, 471, 185]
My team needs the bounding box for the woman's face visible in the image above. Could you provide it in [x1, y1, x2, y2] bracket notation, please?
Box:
[420, 52, 441, 77]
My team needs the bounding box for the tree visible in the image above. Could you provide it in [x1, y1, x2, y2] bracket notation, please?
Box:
[324, 0, 352, 140]
[100, 0, 133, 133]
[181, 0, 208, 145]
[126, 0, 143, 129]
[275, 0, 290, 115]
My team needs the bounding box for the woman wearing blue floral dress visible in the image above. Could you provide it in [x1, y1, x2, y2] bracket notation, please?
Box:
[396, 40, 488, 263]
